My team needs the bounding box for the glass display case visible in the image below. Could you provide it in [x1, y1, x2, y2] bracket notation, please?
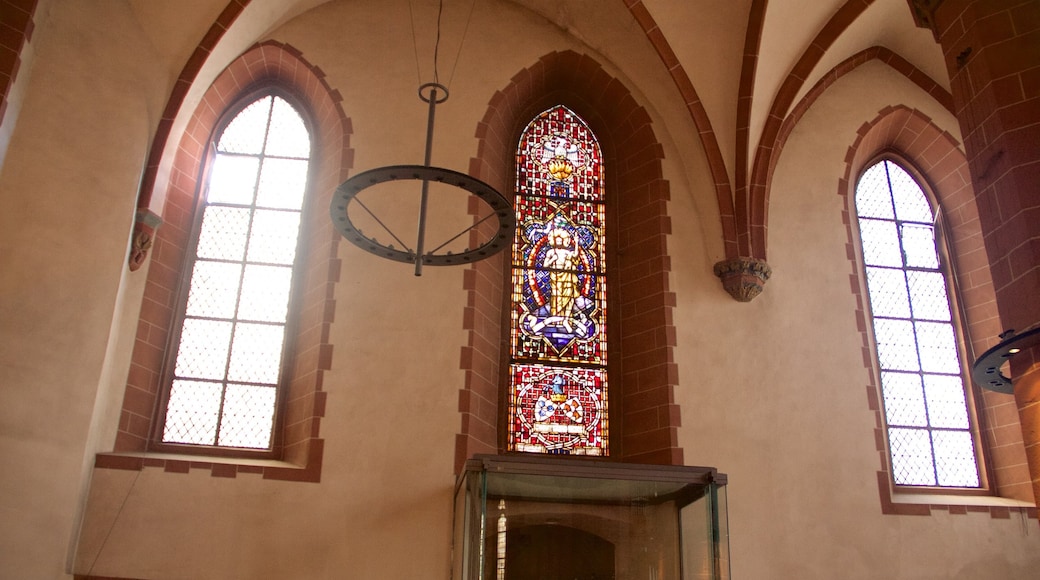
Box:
[452, 455, 730, 580]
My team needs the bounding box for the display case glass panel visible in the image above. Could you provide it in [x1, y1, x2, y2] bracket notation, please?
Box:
[453, 455, 730, 580]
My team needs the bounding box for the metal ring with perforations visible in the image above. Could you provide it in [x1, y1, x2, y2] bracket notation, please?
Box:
[330, 164, 515, 266]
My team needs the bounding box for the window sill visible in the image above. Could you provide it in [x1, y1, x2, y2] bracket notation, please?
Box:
[94, 443, 323, 483]
[877, 472, 1037, 518]
[890, 491, 1034, 508]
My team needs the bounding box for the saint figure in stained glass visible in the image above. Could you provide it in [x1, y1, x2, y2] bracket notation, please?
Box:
[517, 213, 600, 355]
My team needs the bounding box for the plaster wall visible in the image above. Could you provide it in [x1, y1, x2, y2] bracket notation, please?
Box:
[790, 0, 950, 114]
[0, 1, 1035, 579]
[0, 2, 183, 577]
[750, 0, 834, 158]
[643, 0, 750, 181]
[72, 1, 699, 578]
[672, 60, 1040, 578]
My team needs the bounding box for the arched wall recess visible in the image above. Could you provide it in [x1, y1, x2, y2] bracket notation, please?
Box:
[455, 50, 683, 471]
[101, 41, 352, 481]
[839, 105, 1033, 507]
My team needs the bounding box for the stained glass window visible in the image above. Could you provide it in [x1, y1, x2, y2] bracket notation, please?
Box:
[507, 106, 608, 455]
[161, 94, 311, 449]
[855, 159, 980, 487]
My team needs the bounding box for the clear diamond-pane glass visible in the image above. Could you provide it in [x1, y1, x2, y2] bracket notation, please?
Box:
[881, 371, 927, 427]
[217, 384, 276, 448]
[227, 323, 285, 384]
[162, 380, 222, 444]
[874, 318, 919, 371]
[855, 163, 895, 219]
[167, 93, 311, 451]
[888, 162, 934, 223]
[196, 205, 250, 261]
[865, 267, 910, 318]
[185, 260, 242, 319]
[858, 218, 902, 267]
[889, 428, 936, 486]
[857, 159, 979, 489]
[915, 321, 959, 373]
[901, 223, 939, 268]
[907, 270, 951, 321]
[256, 157, 308, 210]
[207, 154, 260, 205]
[174, 319, 233, 379]
[238, 264, 292, 323]
[246, 209, 301, 265]
[933, 430, 980, 487]
[924, 374, 970, 429]
[217, 97, 271, 154]
[265, 97, 311, 158]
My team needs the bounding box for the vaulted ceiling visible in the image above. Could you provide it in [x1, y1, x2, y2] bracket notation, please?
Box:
[128, 0, 952, 261]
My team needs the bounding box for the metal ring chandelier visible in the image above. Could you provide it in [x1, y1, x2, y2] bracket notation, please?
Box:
[972, 325, 1040, 394]
[330, 83, 515, 276]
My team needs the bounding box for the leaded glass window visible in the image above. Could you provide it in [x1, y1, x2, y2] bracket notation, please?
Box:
[161, 94, 311, 450]
[507, 106, 608, 455]
[855, 159, 980, 487]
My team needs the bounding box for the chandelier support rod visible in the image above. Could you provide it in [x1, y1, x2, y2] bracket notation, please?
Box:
[414, 82, 447, 276]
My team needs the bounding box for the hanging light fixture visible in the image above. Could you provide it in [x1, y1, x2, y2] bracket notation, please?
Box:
[972, 325, 1040, 394]
[330, 0, 514, 276]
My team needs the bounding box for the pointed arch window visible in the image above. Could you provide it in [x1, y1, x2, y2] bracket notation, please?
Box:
[507, 105, 608, 456]
[855, 159, 981, 488]
[159, 93, 312, 450]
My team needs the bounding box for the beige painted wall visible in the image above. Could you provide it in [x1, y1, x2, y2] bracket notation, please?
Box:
[0, 1, 1036, 579]
[0, 1, 183, 577]
[673, 60, 1038, 579]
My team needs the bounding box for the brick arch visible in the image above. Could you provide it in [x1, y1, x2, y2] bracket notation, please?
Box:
[742, 0, 878, 260]
[756, 47, 955, 263]
[129, 0, 251, 256]
[103, 41, 352, 482]
[0, 0, 37, 131]
[455, 50, 682, 472]
[838, 105, 1033, 508]
[624, 1, 737, 258]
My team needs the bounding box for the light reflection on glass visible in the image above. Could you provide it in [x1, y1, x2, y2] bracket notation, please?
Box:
[496, 500, 507, 580]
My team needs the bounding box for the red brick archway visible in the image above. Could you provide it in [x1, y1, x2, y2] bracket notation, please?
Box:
[101, 41, 351, 482]
[839, 104, 1033, 509]
[455, 50, 682, 471]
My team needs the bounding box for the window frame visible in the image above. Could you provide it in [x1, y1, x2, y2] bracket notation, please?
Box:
[149, 87, 318, 459]
[505, 104, 611, 457]
[854, 153, 990, 494]
[456, 50, 684, 471]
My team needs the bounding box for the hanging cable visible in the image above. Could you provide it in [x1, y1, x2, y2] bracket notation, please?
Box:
[331, 0, 514, 274]
[408, 0, 422, 84]
[446, 0, 477, 89]
[412, 0, 475, 88]
[433, 0, 444, 84]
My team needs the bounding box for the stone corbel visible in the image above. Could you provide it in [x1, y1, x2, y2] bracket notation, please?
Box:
[128, 209, 162, 271]
[906, 0, 945, 40]
[713, 257, 772, 302]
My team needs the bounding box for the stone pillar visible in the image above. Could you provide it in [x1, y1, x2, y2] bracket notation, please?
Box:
[914, 0, 1040, 505]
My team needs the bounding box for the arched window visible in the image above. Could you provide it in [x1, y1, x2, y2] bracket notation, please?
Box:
[507, 105, 608, 456]
[855, 159, 980, 488]
[159, 92, 312, 450]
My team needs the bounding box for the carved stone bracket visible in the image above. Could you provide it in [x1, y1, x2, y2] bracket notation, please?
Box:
[906, 0, 946, 40]
[713, 257, 772, 302]
[128, 209, 162, 271]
